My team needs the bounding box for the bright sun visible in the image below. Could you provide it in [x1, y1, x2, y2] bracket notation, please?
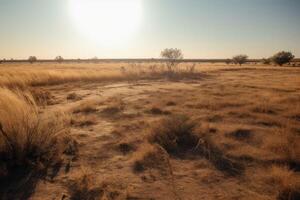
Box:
[68, 0, 142, 46]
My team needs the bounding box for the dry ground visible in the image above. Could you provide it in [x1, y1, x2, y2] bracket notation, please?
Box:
[0, 63, 299, 200]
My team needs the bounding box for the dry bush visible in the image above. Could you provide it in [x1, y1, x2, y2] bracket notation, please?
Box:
[264, 127, 300, 170]
[265, 166, 300, 200]
[73, 100, 98, 114]
[148, 115, 199, 155]
[148, 115, 243, 175]
[146, 107, 171, 115]
[132, 143, 170, 174]
[30, 88, 54, 106]
[101, 99, 125, 116]
[67, 92, 82, 101]
[68, 170, 128, 200]
[68, 171, 103, 200]
[0, 88, 72, 197]
[116, 140, 137, 155]
[121, 63, 201, 81]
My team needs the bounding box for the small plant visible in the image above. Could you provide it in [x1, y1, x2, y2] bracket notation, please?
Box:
[232, 55, 248, 66]
[271, 51, 295, 66]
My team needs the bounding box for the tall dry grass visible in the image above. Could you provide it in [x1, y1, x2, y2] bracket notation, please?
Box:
[0, 87, 70, 182]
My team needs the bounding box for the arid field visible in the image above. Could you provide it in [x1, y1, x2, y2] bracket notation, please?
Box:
[0, 62, 299, 200]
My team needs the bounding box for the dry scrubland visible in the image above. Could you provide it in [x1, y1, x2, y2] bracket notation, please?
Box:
[0, 62, 300, 200]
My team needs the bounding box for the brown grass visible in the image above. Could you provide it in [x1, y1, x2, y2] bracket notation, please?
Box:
[132, 143, 169, 173]
[266, 166, 300, 200]
[148, 115, 199, 155]
[68, 170, 128, 200]
[264, 127, 300, 169]
[0, 87, 72, 198]
[73, 100, 98, 114]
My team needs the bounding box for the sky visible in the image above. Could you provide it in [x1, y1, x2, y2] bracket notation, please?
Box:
[0, 0, 300, 59]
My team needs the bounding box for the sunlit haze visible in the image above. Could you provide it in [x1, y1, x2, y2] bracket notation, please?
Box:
[0, 0, 300, 59]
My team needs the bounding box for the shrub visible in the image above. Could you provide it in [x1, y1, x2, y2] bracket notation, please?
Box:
[132, 143, 169, 173]
[225, 59, 232, 65]
[55, 56, 64, 63]
[161, 48, 183, 72]
[262, 58, 271, 65]
[271, 51, 295, 66]
[28, 56, 37, 63]
[149, 115, 243, 175]
[0, 88, 70, 185]
[232, 55, 248, 65]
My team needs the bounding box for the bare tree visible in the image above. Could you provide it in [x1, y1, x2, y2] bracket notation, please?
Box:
[28, 56, 37, 64]
[55, 56, 64, 63]
[232, 55, 248, 66]
[161, 48, 183, 72]
[271, 51, 294, 66]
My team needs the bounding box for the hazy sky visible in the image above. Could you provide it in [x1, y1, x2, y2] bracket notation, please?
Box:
[1, 0, 300, 59]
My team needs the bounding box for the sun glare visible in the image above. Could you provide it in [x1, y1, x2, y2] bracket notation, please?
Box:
[68, 0, 142, 46]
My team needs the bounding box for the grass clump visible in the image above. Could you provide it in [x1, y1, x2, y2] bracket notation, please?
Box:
[264, 127, 300, 171]
[132, 143, 169, 174]
[68, 171, 128, 200]
[73, 100, 98, 114]
[148, 115, 199, 155]
[0, 88, 72, 198]
[266, 166, 300, 200]
[148, 115, 243, 175]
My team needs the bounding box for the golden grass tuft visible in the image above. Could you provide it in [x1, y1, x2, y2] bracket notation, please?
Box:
[73, 100, 98, 114]
[266, 166, 300, 200]
[0, 87, 70, 181]
[132, 143, 170, 174]
[148, 115, 199, 155]
[68, 170, 128, 200]
[264, 127, 300, 169]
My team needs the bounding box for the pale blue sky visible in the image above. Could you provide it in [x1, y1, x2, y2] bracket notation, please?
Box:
[0, 0, 300, 59]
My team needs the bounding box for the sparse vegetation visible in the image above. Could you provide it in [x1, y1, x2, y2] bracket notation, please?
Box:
[0, 62, 299, 199]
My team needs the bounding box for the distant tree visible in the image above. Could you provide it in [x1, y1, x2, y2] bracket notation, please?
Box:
[262, 58, 271, 65]
[161, 48, 183, 71]
[271, 51, 294, 66]
[28, 56, 37, 63]
[232, 55, 248, 66]
[225, 59, 231, 65]
[55, 56, 64, 63]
